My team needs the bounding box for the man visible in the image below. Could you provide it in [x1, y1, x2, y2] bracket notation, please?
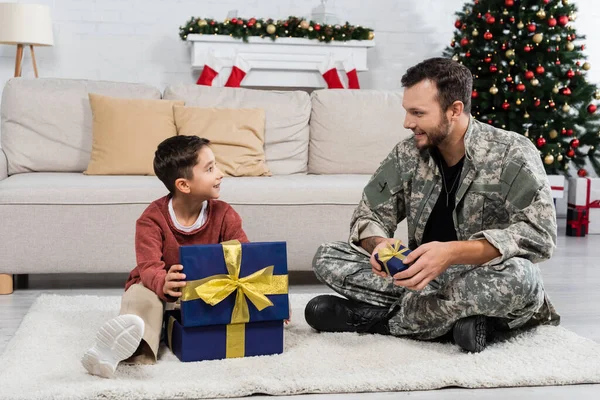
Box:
[304, 57, 560, 352]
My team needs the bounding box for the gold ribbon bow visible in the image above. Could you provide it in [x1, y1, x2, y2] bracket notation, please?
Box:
[181, 240, 288, 325]
[377, 240, 409, 274]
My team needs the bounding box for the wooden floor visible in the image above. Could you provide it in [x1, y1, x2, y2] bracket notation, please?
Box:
[1, 219, 599, 399]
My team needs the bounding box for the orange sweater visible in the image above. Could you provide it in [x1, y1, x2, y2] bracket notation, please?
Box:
[125, 195, 249, 301]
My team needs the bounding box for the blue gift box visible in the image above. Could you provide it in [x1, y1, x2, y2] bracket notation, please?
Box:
[179, 241, 289, 327]
[374, 241, 411, 276]
[164, 309, 284, 362]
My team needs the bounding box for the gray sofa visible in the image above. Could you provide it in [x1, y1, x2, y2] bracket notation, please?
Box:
[0, 78, 410, 293]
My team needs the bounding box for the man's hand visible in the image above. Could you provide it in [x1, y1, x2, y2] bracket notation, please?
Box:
[163, 264, 187, 298]
[392, 241, 454, 290]
[366, 238, 404, 278]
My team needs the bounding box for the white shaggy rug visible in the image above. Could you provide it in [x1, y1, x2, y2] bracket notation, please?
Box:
[0, 294, 599, 400]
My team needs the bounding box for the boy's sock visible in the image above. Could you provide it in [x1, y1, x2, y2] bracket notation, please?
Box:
[81, 314, 145, 379]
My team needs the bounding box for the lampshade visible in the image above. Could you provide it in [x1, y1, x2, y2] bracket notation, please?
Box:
[0, 3, 54, 46]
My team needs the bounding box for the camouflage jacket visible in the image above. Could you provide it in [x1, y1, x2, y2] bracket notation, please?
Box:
[349, 117, 558, 268]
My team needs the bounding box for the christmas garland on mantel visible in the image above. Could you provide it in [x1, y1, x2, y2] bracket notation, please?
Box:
[179, 16, 374, 43]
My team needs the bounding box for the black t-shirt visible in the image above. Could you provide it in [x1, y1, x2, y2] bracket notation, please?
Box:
[421, 148, 465, 244]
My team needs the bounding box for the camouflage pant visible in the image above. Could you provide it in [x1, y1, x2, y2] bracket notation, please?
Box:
[313, 241, 558, 340]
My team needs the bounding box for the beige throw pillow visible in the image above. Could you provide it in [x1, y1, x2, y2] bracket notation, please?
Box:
[174, 106, 271, 177]
[84, 94, 183, 175]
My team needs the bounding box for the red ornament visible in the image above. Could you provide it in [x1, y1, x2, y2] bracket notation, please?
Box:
[576, 61, 581, 66]
[466, 51, 471, 58]
[578, 169, 588, 177]
[488, 120, 493, 124]
[556, 59, 561, 65]
[450, 41, 455, 47]
[489, 64, 498, 73]
[510, 16, 516, 23]
[588, 104, 598, 114]
[525, 71, 535, 80]
[249, 18, 256, 23]
[210, 21, 215, 25]
[562, 128, 568, 135]
[567, 69, 575, 79]
[485, 12, 492, 19]
[501, 42, 508, 50]
[571, 139, 580, 148]
[231, 18, 238, 24]
[567, 149, 575, 158]
[283, 22, 289, 27]
[502, 102, 511, 110]
[472, 90, 479, 99]
[455, 20, 462, 29]
[506, 75, 514, 83]
[534, 99, 541, 107]
[537, 137, 547, 148]
[543, 0, 550, 3]
[548, 18, 557, 27]
[237, 19, 244, 25]
[484, 57, 492, 63]
[487, 16, 496, 24]
[567, 129, 574, 136]
[536, 65, 545, 75]
[528, 23, 537, 33]
[550, 101, 556, 107]
[517, 83, 526, 92]
[247, 22, 254, 27]
[505, 0, 514, 6]
[478, 13, 482, 19]
[582, 45, 586, 51]
[460, 37, 469, 47]
[558, 15, 569, 27]
[524, 45, 532, 52]
[484, 31, 493, 40]
[562, 87, 572, 96]
[315, 24, 321, 31]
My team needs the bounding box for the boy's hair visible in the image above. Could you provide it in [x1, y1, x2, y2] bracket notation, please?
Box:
[153, 135, 211, 194]
[401, 57, 473, 114]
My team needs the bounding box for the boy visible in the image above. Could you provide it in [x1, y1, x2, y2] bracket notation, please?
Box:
[82, 135, 248, 378]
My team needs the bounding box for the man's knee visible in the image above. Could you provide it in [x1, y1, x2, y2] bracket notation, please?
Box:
[491, 258, 544, 309]
[312, 241, 342, 283]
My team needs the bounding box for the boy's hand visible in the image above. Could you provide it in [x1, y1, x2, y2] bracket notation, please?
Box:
[163, 264, 187, 298]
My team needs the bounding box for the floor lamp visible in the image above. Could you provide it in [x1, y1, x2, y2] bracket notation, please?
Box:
[0, 3, 54, 78]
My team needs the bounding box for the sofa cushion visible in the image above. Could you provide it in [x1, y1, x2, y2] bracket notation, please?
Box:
[84, 94, 183, 176]
[174, 106, 271, 177]
[163, 84, 310, 175]
[309, 90, 413, 174]
[0, 173, 372, 205]
[0, 78, 162, 175]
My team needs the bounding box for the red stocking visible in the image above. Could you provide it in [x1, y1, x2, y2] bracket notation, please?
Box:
[344, 56, 360, 89]
[225, 54, 250, 87]
[319, 55, 344, 89]
[196, 51, 222, 86]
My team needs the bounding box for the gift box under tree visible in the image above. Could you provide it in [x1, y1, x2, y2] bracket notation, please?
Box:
[164, 240, 289, 362]
[567, 177, 600, 236]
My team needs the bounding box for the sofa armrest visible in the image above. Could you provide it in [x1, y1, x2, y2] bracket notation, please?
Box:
[0, 147, 7, 182]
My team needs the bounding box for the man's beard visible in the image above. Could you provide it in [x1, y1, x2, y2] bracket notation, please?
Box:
[422, 115, 451, 149]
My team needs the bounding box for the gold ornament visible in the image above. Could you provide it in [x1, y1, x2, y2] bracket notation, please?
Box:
[368, 31, 375, 40]
[266, 24, 276, 34]
[566, 42, 575, 51]
[503, 10, 509, 16]
[300, 20, 309, 29]
[516, 99, 522, 105]
[517, 21, 525, 29]
[489, 85, 499, 95]
[595, 91, 600, 100]
[557, 154, 564, 161]
[553, 86, 560, 94]
[524, 112, 530, 119]
[583, 62, 591, 70]
[224, 18, 230, 24]
[562, 0, 569, 5]
[533, 33, 544, 44]
[555, 36, 561, 42]
[545, 154, 555, 165]
[570, 13, 577, 21]
[537, 10, 547, 19]
[452, 55, 459, 61]
[563, 103, 571, 112]
[532, 79, 540, 86]
[198, 19, 207, 27]
[473, 29, 479, 36]
[255, 22, 262, 29]
[549, 129, 559, 139]
[505, 49, 516, 59]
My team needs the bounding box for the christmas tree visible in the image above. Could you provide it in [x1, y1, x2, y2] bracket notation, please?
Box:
[444, 0, 600, 177]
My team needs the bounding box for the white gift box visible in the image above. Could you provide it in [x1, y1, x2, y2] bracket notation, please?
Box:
[568, 177, 600, 234]
[547, 175, 565, 199]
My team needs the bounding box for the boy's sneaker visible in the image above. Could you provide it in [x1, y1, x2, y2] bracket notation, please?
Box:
[81, 314, 145, 378]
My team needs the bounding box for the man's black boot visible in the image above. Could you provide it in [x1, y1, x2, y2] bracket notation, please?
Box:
[452, 315, 490, 353]
[304, 294, 390, 334]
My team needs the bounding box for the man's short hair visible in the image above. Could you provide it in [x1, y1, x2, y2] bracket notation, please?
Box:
[153, 135, 211, 194]
[401, 57, 473, 114]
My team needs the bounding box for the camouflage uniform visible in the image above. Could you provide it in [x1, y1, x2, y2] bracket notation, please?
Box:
[313, 117, 560, 340]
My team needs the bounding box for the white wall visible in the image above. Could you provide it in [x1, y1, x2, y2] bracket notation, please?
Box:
[1, 0, 600, 215]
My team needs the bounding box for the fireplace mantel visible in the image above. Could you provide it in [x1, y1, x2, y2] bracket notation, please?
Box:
[187, 34, 375, 88]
